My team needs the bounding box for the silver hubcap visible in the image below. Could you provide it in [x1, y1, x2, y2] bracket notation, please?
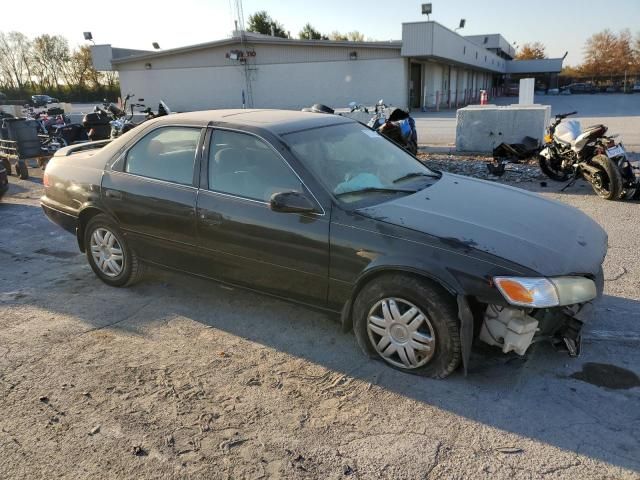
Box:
[90, 227, 124, 277]
[367, 298, 436, 369]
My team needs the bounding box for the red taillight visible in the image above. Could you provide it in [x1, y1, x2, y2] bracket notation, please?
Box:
[43, 172, 50, 187]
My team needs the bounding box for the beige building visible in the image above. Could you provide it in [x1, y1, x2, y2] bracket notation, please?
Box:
[93, 21, 563, 112]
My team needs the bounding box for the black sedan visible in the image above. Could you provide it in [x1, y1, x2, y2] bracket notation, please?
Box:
[41, 110, 607, 378]
[31, 94, 59, 107]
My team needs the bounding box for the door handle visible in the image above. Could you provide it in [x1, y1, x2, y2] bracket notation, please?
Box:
[105, 190, 123, 200]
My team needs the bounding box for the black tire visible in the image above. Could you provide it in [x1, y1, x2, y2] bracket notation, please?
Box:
[590, 154, 622, 200]
[353, 274, 461, 378]
[16, 160, 29, 180]
[84, 214, 145, 287]
[1, 158, 11, 175]
[538, 154, 569, 181]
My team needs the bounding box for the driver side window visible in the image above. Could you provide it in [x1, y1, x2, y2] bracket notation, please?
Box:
[208, 130, 302, 202]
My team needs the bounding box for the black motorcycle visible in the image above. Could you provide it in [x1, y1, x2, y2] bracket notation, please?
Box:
[538, 111, 640, 200]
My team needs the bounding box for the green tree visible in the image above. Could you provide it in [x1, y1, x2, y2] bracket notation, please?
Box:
[515, 42, 547, 60]
[247, 11, 287, 38]
[299, 23, 322, 40]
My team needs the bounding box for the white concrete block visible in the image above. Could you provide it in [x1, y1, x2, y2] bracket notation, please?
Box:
[519, 78, 535, 105]
[455, 104, 551, 152]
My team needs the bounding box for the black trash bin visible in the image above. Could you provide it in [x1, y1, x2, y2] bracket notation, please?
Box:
[2, 118, 41, 158]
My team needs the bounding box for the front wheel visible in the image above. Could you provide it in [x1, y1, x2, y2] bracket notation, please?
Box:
[589, 154, 622, 200]
[353, 274, 461, 378]
[538, 153, 569, 181]
[84, 214, 145, 287]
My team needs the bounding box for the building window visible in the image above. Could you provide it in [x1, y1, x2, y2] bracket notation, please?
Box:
[475, 52, 478, 59]
[463, 46, 466, 55]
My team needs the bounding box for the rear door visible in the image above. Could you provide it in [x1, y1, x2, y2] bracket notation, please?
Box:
[102, 125, 204, 270]
[195, 128, 330, 306]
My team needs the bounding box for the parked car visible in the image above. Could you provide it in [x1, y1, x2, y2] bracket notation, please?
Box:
[633, 82, 640, 93]
[547, 88, 560, 95]
[31, 94, 59, 107]
[563, 83, 596, 94]
[41, 110, 607, 378]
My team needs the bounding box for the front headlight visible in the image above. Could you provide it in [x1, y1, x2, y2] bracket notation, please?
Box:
[494, 276, 597, 308]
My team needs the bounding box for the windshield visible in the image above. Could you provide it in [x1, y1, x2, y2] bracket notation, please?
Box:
[283, 123, 439, 206]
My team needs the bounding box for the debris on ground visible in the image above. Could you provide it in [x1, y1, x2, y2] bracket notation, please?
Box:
[132, 445, 148, 457]
[496, 446, 524, 454]
[418, 152, 546, 182]
[89, 426, 100, 435]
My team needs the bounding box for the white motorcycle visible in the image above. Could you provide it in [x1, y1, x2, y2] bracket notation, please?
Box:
[539, 111, 640, 200]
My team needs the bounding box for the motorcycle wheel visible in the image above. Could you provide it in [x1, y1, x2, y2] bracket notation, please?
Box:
[538, 154, 569, 181]
[589, 154, 622, 200]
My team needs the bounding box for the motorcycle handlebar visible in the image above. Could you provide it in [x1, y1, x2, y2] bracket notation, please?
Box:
[555, 111, 577, 119]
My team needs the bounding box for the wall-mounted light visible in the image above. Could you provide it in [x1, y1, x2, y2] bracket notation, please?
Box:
[349, 51, 357, 60]
[145, 63, 152, 69]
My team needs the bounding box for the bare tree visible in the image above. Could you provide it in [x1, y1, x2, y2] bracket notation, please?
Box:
[0, 32, 32, 89]
[347, 31, 365, 42]
[329, 31, 348, 41]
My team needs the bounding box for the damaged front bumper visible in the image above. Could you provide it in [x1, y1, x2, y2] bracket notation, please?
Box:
[479, 302, 594, 357]
[479, 269, 603, 357]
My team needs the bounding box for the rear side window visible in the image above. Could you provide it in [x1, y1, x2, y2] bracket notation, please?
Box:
[208, 129, 301, 202]
[125, 127, 201, 185]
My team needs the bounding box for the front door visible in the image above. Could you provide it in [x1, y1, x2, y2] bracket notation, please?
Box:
[195, 128, 330, 306]
[102, 126, 203, 270]
[410, 63, 422, 109]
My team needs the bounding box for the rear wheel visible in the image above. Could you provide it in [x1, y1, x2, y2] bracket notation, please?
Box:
[353, 274, 461, 378]
[538, 153, 569, 181]
[589, 154, 622, 200]
[84, 214, 145, 287]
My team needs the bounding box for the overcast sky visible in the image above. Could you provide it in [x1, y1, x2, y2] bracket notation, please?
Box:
[3, 0, 640, 65]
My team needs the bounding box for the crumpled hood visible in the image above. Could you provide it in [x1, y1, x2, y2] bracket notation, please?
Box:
[357, 173, 607, 276]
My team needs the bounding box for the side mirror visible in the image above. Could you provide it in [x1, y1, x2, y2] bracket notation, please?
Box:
[270, 191, 316, 214]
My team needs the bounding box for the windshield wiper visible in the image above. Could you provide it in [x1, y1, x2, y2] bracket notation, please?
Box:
[334, 187, 417, 197]
[392, 171, 440, 184]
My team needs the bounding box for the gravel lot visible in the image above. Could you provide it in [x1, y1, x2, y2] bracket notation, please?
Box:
[1, 162, 639, 479]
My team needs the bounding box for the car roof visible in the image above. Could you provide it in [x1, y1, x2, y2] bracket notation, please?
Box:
[151, 109, 353, 135]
